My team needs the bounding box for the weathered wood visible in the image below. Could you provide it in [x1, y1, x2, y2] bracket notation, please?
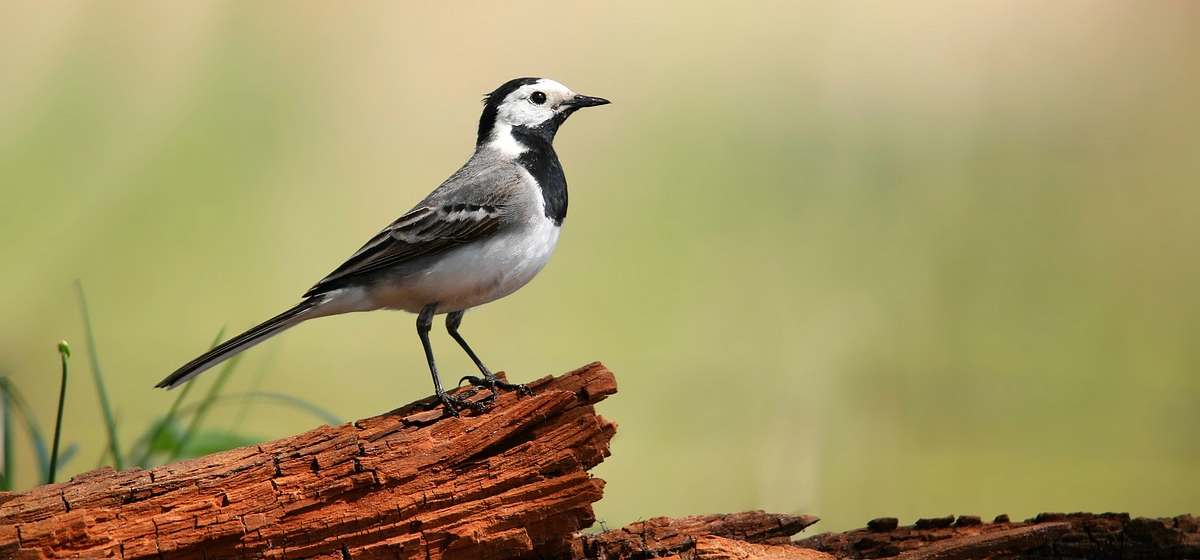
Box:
[570, 511, 1199, 560]
[793, 512, 1200, 560]
[0, 360, 1193, 560]
[0, 362, 618, 560]
[694, 536, 832, 560]
[574, 511, 823, 560]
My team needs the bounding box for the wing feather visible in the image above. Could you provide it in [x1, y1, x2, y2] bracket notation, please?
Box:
[303, 165, 523, 297]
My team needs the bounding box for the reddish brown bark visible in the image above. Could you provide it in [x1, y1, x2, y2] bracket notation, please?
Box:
[0, 361, 1193, 560]
[571, 512, 1199, 560]
[574, 511, 825, 560]
[0, 362, 618, 560]
[793, 512, 1200, 560]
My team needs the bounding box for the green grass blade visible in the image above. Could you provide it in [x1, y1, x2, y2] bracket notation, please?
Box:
[1, 375, 12, 491]
[171, 353, 243, 460]
[234, 391, 342, 426]
[135, 327, 226, 468]
[75, 280, 123, 471]
[134, 385, 196, 467]
[142, 391, 342, 460]
[178, 430, 265, 457]
[174, 391, 342, 427]
[0, 377, 51, 483]
[56, 443, 78, 468]
[48, 342, 71, 484]
[229, 336, 283, 435]
[93, 447, 110, 470]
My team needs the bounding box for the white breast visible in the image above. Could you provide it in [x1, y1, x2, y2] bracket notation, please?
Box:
[365, 215, 562, 314]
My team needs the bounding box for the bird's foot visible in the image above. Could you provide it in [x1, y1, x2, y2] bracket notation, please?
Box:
[458, 374, 535, 402]
[426, 388, 490, 418]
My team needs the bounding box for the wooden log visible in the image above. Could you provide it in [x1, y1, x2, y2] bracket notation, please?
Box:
[574, 511, 825, 560]
[793, 512, 1200, 560]
[1, 358, 1193, 560]
[0, 362, 619, 560]
[571, 511, 1199, 560]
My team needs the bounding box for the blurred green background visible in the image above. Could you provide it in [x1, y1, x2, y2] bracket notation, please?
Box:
[1, 0, 1197, 531]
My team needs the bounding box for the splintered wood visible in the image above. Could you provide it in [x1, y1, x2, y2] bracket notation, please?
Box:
[575, 512, 828, 560]
[572, 511, 1199, 560]
[0, 362, 618, 560]
[794, 512, 1200, 560]
[1, 360, 1195, 560]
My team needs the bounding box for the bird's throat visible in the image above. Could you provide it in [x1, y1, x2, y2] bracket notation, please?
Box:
[510, 126, 568, 225]
[486, 124, 528, 156]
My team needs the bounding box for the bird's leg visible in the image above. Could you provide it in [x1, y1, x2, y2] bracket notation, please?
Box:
[447, 310, 534, 400]
[417, 304, 487, 417]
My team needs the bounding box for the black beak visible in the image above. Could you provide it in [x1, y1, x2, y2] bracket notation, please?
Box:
[565, 94, 611, 109]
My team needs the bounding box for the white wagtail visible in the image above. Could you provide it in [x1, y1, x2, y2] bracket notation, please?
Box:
[156, 77, 609, 416]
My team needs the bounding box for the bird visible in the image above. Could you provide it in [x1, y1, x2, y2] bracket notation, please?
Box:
[156, 77, 609, 416]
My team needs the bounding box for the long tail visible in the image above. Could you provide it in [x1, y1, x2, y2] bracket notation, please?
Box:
[156, 298, 322, 390]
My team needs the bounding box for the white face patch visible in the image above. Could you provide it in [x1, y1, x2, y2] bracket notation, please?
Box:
[488, 122, 526, 156]
[495, 79, 576, 129]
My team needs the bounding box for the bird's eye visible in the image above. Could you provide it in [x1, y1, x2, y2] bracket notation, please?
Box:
[530, 91, 547, 105]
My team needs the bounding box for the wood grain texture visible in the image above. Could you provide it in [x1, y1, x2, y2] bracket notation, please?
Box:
[794, 512, 1200, 560]
[571, 511, 1199, 560]
[0, 360, 1194, 560]
[0, 362, 618, 560]
[575, 511, 822, 560]
[695, 536, 833, 560]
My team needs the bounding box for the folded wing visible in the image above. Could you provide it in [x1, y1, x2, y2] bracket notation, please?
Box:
[304, 201, 505, 297]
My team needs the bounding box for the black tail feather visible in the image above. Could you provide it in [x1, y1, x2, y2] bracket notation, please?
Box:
[155, 298, 321, 389]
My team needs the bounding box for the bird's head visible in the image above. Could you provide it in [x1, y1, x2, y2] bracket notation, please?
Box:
[477, 77, 609, 152]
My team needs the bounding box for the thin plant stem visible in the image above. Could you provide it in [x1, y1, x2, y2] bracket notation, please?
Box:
[76, 280, 123, 471]
[48, 342, 71, 484]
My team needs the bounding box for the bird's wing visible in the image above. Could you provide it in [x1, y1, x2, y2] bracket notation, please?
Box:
[304, 167, 521, 297]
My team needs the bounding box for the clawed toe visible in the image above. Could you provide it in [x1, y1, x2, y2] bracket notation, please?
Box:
[458, 375, 484, 388]
[459, 375, 534, 399]
[424, 389, 489, 417]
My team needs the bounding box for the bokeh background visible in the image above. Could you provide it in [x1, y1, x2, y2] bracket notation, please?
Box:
[1, 0, 1197, 531]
